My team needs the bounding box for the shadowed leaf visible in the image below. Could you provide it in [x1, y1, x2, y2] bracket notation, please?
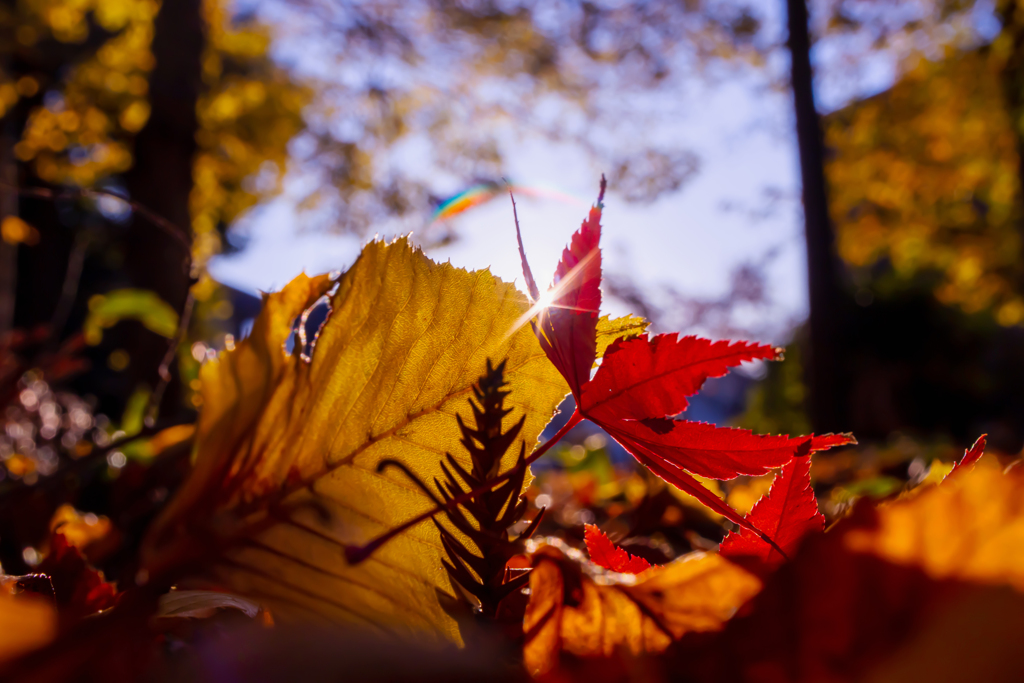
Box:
[679, 459, 1024, 682]
[37, 533, 119, 625]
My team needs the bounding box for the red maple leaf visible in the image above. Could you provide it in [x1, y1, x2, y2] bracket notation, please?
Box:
[583, 524, 652, 574]
[946, 434, 987, 480]
[515, 177, 604, 399]
[514, 177, 854, 547]
[37, 532, 119, 624]
[580, 334, 782, 422]
[719, 453, 825, 571]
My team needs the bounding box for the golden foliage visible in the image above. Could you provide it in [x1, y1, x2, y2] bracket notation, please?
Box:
[4, 0, 309, 273]
[142, 237, 645, 642]
[189, 0, 310, 268]
[523, 545, 761, 677]
[9, 0, 158, 186]
[0, 216, 40, 246]
[725, 473, 774, 516]
[825, 50, 1024, 322]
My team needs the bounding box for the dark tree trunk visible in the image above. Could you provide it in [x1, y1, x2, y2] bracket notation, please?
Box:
[786, 0, 845, 433]
[995, 2, 1024, 294]
[1, 0, 22, 335]
[122, 0, 203, 407]
[0, 123, 16, 336]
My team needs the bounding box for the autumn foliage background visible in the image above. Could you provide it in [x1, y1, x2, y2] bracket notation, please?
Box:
[4, 1, 1024, 681]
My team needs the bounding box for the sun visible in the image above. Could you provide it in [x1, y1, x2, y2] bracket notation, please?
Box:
[506, 288, 557, 340]
[534, 288, 556, 311]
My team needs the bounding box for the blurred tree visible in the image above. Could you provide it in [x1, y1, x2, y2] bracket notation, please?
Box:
[788, 0, 844, 434]
[825, 50, 1023, 324]
[0, 0, 307, 573]
[1, 0, 309, 418]
[809, 1, 1024, 323]
[766, 0, 1024, 445]
[0, 0, 786, 415]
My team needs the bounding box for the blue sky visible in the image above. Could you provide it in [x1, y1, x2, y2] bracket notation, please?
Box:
[212, 70, 808, 343]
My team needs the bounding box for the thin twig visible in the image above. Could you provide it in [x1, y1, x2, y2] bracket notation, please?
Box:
[146, 290, 195, 427]
[0, 180, 192, 258]
[48, 232, 90, 339]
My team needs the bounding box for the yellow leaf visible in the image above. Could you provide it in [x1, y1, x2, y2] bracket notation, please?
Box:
[48, 505, 113, 551]
[83, 289, 179, 345]
[845, 459, 1024, 590]
[918, 458, 954, 488]
[667, 474, 725, 519]
[726, 474, 775, 516]
[141, 423, 197, 459]
[523, 545, 761, 676]
[595, 313, 648, 356]
[142, 237, 640, 643]
[0, 592, 56, 664]
[119, 99, 151, 132]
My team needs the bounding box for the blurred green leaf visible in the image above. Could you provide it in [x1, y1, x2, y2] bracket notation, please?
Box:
[84, 289, 179, 345]
[120, 386, 150, 438]
[834, 476, 904, 502]
[563, 446, 615, 485]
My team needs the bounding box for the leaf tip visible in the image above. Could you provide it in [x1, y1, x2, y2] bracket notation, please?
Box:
[584, 524, 652, 575]
[947, 433, 988, 479]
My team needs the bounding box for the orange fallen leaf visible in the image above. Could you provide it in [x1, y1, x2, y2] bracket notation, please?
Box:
[676, 458, 1024, 682]
[0, 592, 56, 665]
[523, 545, 760, 677]
[845, 454, 1024, 590]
